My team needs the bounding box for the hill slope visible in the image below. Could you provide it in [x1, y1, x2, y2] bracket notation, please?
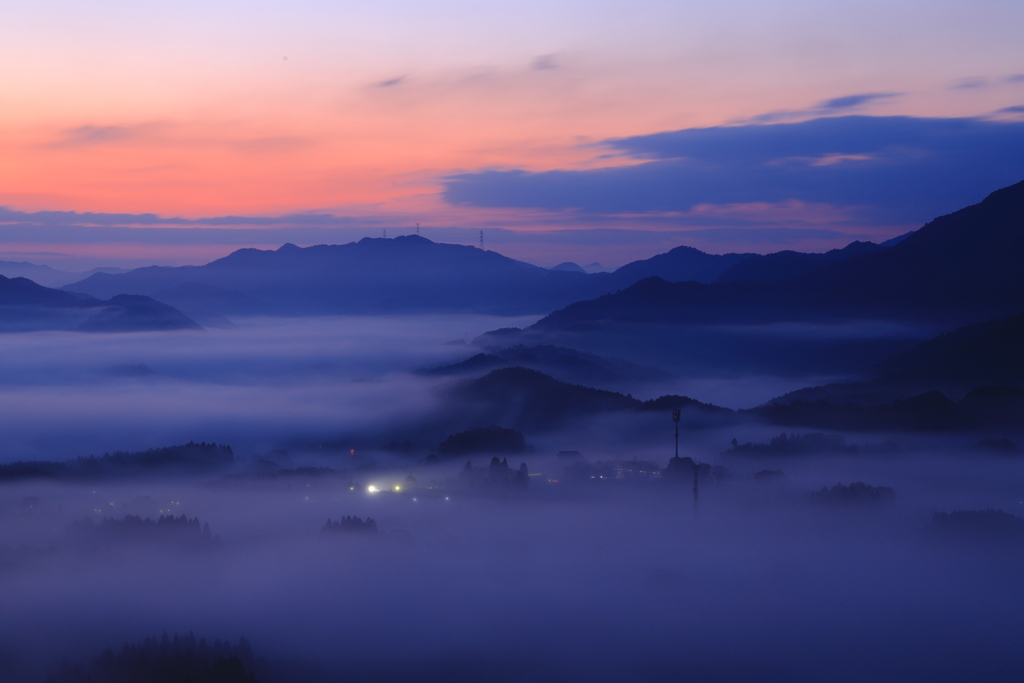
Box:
[64, 235, 895, 317]
[774, 310, 1024, 405]
[449, 366, 731, 431]
[533, 180, 1024, 329]
[0, 275, 200, 332]
[714, 241, 883, 284]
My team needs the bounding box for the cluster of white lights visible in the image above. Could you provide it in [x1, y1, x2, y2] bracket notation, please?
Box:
[366, 484, 402, 494]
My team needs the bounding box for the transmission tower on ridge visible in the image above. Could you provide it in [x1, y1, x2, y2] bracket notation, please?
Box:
[416, 222, 420, 236]
[479, 230, 484, 249]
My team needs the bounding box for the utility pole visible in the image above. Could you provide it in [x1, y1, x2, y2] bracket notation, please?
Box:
[693, 461, 700, 514]
[672, 408, 680, 460]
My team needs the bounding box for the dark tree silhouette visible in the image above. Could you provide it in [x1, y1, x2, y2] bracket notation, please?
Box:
[45, 633, 258, 683]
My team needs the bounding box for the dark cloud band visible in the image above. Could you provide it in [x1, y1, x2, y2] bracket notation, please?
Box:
[443, 115, 1024, 224]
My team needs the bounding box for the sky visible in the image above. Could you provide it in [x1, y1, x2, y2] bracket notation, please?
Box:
[2, 0, 1024, 269]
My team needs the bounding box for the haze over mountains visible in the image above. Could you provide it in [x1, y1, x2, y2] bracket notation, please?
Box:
[531, 180, 1024, 331]
[0, 261, 126, 289]
[2, 183, 1024, 683]
[62, 231, 903, 319]
[775, 310, 1024, 406]
[44, 178, 1022, 340]
[0, 275, 200, 332]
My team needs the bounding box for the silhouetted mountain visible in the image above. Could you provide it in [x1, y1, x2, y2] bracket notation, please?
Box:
[714, 241, 884, 284]
[61, 235, 857, 317]
[0, 275, 200, 332]
[77, 294, 202, 332]
[0, 273, 90, 307]
[458, 367, 640, 431]
[875, 312, 1024, 388]
[602, 244, 754, 286]
[425, 344, 672, 389]
[65, 237, 600, 315]
[753, 386, 1024, 432]
[0, 442, 235, 482]
[638, 394, 733, 414]
[0, 260, 125, 289]
[450, 367, 732, 432]
[531, 180, 1024, 330]
[776, 311, 1024, 405]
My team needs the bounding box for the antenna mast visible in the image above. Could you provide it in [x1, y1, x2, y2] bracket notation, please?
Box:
[416, 222, 420, 236]
[479, 230, 484, 249]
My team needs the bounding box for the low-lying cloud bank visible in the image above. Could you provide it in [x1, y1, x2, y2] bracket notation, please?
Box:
[2, 448, 1023, 683]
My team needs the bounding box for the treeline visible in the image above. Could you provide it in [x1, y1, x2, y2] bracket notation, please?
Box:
[724, 432, 904, 457]
[67, 514, 218, 548]
[0, 442, 234, 483]
[459, 457, 529, 489]
[931, 509, 1024, 543]
[322, 516, 378, 534]
[45, 633, 259, 683]
[810, 482, 896, 504]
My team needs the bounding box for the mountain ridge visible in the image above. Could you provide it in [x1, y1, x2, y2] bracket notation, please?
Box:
[0, 275, 200, 332]
[62, 233, 901, 317]
[530, 179, 1024, 330]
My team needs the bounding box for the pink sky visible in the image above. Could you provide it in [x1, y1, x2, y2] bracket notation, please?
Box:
[1, 0, 1022, 267]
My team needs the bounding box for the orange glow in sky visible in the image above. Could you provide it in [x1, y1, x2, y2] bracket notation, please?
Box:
[1, 0, 1023, 266]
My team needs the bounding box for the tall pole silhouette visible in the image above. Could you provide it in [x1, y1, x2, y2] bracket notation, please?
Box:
[672, 408, 680, 460]
[693, 460, 700, 514]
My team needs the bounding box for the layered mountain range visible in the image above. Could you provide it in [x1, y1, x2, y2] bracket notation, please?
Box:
[0, 275, 200, 332]
[531, 180, 1024, 330]
[62, 230, 897, 318]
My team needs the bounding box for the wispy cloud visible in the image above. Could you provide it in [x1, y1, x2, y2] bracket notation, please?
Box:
[376, 76, 406, 87]
[951, 77, 988, 90]
[738, 92, 902, 124]
[52, 124, 147, 147]
[530, 54, 560, 71]
[818, 93, 898, 110]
